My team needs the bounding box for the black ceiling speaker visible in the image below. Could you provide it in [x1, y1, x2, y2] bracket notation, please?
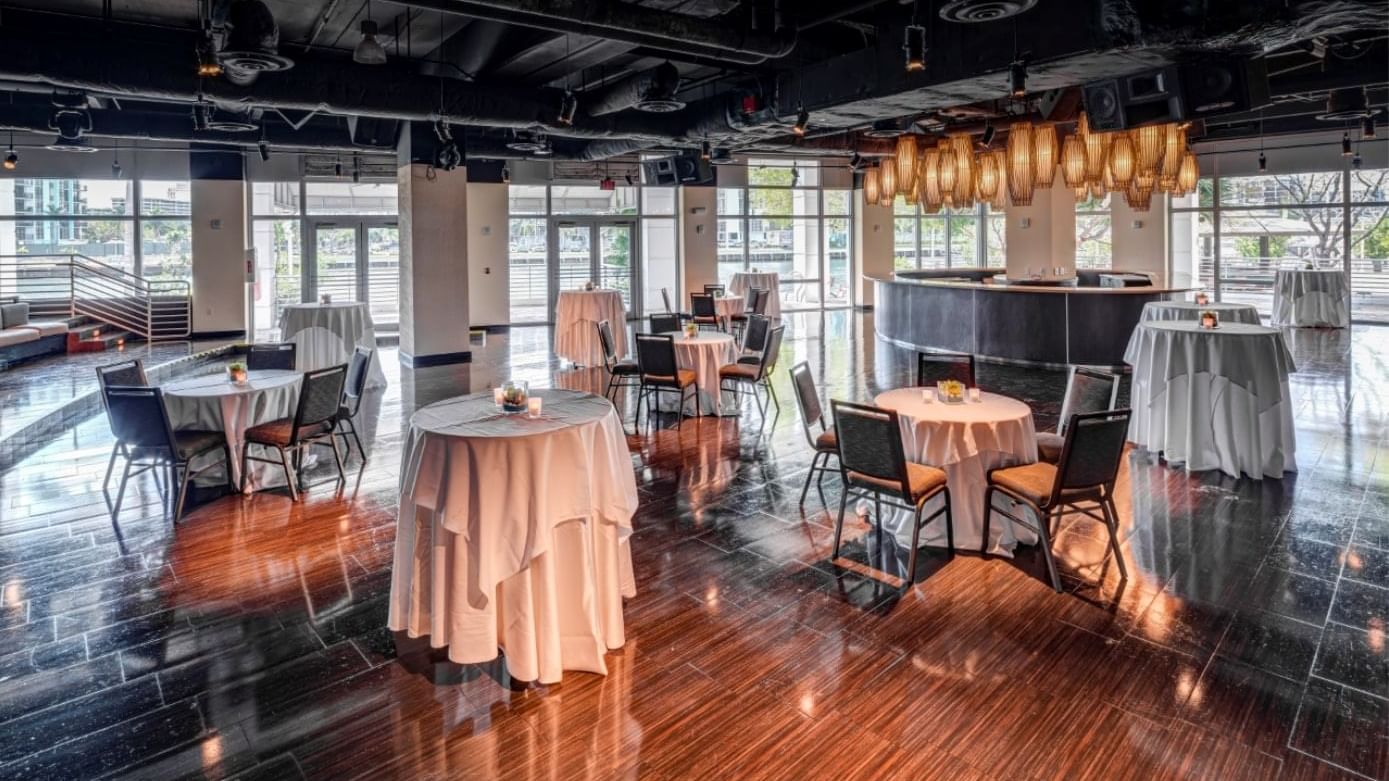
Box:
[346, 116, 401, 147]
[641, 150, 713, 186]
[1082, 66, 1184, 131]
[938, 0, 1037, 23]
[1179, 58, 1270, 118]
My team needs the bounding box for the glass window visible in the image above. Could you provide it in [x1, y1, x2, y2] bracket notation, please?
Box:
[641, 187, 676, 215]
[823, 189, 851, 215]
[251, 219, 301, 337]
[549, 186, 637, 215]
[305, 181, 399, 215]
[251, 182, 301, 216]
[641, 218, 678, 316]
[747, 158, 820, 188]
[986, 211, 1007, 266]
[139, 181, 192, 215]
[893, 201, 984, 269]
[508, 218, 547, 323]
[717, 188, 744, 215]
[0, 218, 135, 274]
[1075, 194, 1111, 270]
[824, 217, 851, 306]
[0, 179, 132, 217]
[507, 185, 548, 215]
[141, 219, 193, 282]
[894, 218, 919, 270]
[1219, 173, 1342, 208]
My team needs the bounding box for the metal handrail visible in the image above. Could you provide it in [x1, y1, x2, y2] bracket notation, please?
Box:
[0, 253, 191, 340]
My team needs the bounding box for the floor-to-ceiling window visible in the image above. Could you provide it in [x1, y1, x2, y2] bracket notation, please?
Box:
[892, 198, 996, 270]
[1169, 167, 1389, 321]
[717, 159, 853, 310]
[1074, 193, 1112, 269]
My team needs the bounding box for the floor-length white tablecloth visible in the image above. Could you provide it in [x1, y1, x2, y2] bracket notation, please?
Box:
[713, 295, 747, 330]
[728, 272, 781, 319]
[388, 389, 639, 684]
[873, 389, 1039, 557]
[1142, 301, 1262, 325]
[1125, 321, 1297, 479]
[1271, 269, 1349, 328]
[279, 302, 387, 389]
[555, 290, 627, 366]
[162, 370, 301, 490]
[654, 331, 737, 416]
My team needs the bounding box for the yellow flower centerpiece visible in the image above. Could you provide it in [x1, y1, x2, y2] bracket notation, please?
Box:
[937, 379, 966, 403]
[227, 361, 248, 385]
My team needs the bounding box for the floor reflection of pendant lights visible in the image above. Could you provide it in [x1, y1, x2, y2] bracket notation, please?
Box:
[896, 133, 919, 193]
[1108, 132, 1136, 186]
[1033, 123, 1057, 188]
[864, 165, 881, 204]
[1061, 131, 1086, 188]
[1007, 122, 1035, 206]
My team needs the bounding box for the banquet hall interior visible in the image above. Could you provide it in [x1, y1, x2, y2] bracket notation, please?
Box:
[0, 0, 1387, 779]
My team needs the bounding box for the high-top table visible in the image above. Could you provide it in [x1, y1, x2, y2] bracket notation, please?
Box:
[1142, 301, 1262, 325]
[388, 389, 638, 684]
[162, 369, 302, 490]
[278, 302, 386, 389]
[728, 271, 781, 319]
[1125, 320, 1297, 479]
[873, 388, 1039, 556]
[654, 330, 738, 416]
[1271, 269, 1349, 328]
[555, 289, 627, 366]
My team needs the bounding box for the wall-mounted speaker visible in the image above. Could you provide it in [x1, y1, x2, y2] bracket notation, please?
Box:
[641, 150, 713, 186]
[1179, 58, 1270, 118]
[1082, 66, 1184, 131]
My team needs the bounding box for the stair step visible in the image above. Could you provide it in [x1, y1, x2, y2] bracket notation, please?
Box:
[67, 328, 135, 353]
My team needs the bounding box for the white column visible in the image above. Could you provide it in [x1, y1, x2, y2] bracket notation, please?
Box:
[854, 189, 893, 307]
[466, 181, 509, 327]
[680, 186, 717, 298]
[1004, 186, 1076, 278]
[1112, 195, 1171, 284]
[190, 179, 247, 335]
[398, 163, 470, 365]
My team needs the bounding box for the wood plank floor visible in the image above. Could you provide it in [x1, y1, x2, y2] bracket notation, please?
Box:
[0, 311, 1385, 780]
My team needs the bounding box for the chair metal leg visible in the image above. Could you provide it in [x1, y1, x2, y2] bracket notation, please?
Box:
[1036, 507, 1063, 593]
[832, 487, 848, 560]
[348, 420, 366, 463]
[173, 462, 193, 522]
[980, 486, 994, 557]
[111, 460, 133, 519]
[943, 489, 955, 554]
[1101, 498, 1128, 581]
[223, 445, 236, 491]
[798, 452, 820, 507]
[278, 446, 300, 502]
[328, 434, 347, 485]
[103, 444, 121, 493]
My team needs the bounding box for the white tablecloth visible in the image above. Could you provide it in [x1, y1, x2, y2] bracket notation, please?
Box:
[874, 389, 1039, 556]
[555, 290, 627, 366]
[1125, 321, 1296, 479]
[1271, 269, 1349, 328]
[1142, 301, 1262, 325]
[162, 370, 301, 490]
[714, 295, 747, 329]
[279, 303, 386, 389]
[388, 389, 639, 683]
[654, 331, 737, 416]
[728, 272, 781, 319]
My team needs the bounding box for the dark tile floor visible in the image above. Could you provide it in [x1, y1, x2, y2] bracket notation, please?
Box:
[0, 311, 1384, 780]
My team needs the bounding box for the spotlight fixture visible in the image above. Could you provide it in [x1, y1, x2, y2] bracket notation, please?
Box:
[196, 40, 223, 78]
[1363, 115, 1377, 139]
[792, 105, 809, 137]
[708, 148, 736, 165]
[624, 173, 634, 186]
[1258, 151, 1267, 172]
[3, 132, 16, 171]
[1008, 60, 1027, 99]
[192, 101, 212, 132]
[434, 121, 463, 169]
[334, 158, 344, 177]
[791, 164, 800, 186]
[700, 140, 712, 161]
[352, 1, 387, 65]
[47, 98, 98, 153]
[1352, 152, 1363, 170]
[352, 156, 361, 184]
[903, 24, 927, 72]
[981, 122, 996, 148]
[556, 90, 578, 126]
[1342, 131, 1353, 157]
[257, 140, 270, 162]
[848, 152, 863, 170]
[501, 164, 512, 184]
[111, 151, 122, 180]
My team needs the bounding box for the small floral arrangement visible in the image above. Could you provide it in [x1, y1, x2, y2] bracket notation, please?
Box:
[583, 281, 596, 291]
[937, 379, 965, 403]
[683, 321, 698, 338]
[1200, 310, 1220, 329]
[320, 293, 333, 304]
[500, 380, 529, 413]
[227, 361, 248, 384]
[1194, 292, 1209, 305]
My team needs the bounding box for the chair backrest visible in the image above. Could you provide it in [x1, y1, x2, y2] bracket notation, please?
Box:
[790, 362, 824, 437]
[742, 314, 770, 353]
[1057, 367, 1120, 435]
[690, 293, 716, 317]
[756, 325, 786, 380]
[293, 365, 348, 435]
[103, 385, 177, 453]
[750, 287, 770, 314]
[916, 351, 976, 388]
[96, 359, 148, 413]
[247, 342, 297, 371]
[704, 284, 726, 297]
[596, 319, 619, 368]
[832, 400, 911, 497]
[649, 313, 681, 334]
[1053, 409, 1131, 496]
[661, 287, 674, 313]
[634, 333, 679, 380]
[342, 347, 373, 410]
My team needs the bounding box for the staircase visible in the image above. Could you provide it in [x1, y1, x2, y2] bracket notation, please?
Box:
[0, 253, 192, 343]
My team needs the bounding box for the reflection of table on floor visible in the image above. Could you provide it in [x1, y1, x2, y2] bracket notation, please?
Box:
[1142, 301, 1262, 325]
[873, 388, 1039, 557]
[1125, 320, 1296, 479]
[162, 370, 301, 490]
[1271, 269, 1349, 328]
[729, 272, 781, 319]
[388, 389, 638, 683]
[555, 289, 627, 366]
[279, 302, 386, 389]
[656, 331, 737, 416]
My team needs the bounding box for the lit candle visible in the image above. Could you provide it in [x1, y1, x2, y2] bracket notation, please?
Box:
[969, 387, 982, 402]
[527, 397, 543, 418]
[493, 387, 504, 406]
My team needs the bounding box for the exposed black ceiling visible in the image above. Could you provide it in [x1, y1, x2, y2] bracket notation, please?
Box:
[0, 0, 1382, 164]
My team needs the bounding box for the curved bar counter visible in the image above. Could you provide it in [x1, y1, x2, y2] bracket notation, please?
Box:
[874, 269, 1191, 368]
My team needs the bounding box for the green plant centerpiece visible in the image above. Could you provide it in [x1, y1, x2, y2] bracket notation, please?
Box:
[501, 380, 529, 413]
[227, 361, 248, 384]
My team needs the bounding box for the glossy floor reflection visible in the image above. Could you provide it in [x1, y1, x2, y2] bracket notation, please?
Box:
[0, 312, 1385, 780]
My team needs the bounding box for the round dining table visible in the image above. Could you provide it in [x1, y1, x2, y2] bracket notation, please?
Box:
[713, 295, 747, 330]
[1271, 269, 1349, 328]
[388, 389, 639, 684]
[656, 330, 737, 416]
[873, 388, 1040, 556]
[1141, 300, 1262, 325]
[728, 271, 781, 319]
[1125, 320, 1297, 479]
[555, 289, 627, 366]
[161, 369, 301, 490]
[279, 302, 386, 389]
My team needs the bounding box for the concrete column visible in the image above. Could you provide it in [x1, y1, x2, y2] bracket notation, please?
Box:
[466, 181, 509, 328]
[680, 186, 716, 298]
[854, 189, 893, 307]
[1004, 186, 1076, 278]
[397, 163, 470, 365]
[190, 178, 247, 336]
[1112, 195, 1170, 284]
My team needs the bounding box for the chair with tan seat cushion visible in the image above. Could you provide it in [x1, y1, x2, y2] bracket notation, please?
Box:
[830, 400, 953, 585]
[718, 324, 784, 427]
[790, 361, 839, 508]
[634, 333, 699, 433]
[983, 409, 1131, 592]
[242, 364, 348, 501]
[689, 293, 721, 331]
[1036, 367, 1120, 464]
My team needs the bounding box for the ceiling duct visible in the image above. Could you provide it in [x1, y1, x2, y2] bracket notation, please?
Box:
[586, 62, 685, 116]
[1317, 87, 1373, 120]
[205, 106, 260, 132]
[862, 117, 918, 138]
[210, 0, 294, 86]
[938, 0, 1038, 23]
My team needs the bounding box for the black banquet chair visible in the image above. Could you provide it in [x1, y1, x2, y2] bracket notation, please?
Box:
[689, 293, 721, 331]
[790, 362, 839, 507]
[634, 333, 699, 432]
[982, 409, 1131, 592]
[703, 283, 726, 298]
[103, 385, 233, 521]
[737, 314, 770, 365]
[831, 400, 953, 584]
[247, 342, 298, 371]
[597, 319, 641, 404]
[916, 351, 976, 388]
[334, 346, 375, 462]
[242, 365, 348, 501]
[96, 358, 149, 494]
[1036, 367, 1120, 464]
[718, 324, 785, 425]
[649, 313, 682, 334]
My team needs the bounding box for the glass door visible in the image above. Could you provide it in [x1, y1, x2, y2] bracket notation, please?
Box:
[312, 224, 359, 303]
[365, 224, 399, 329]
[548, 219, 639, 318]
[308, 221, 399, 328]
[599, 223, 635, 310]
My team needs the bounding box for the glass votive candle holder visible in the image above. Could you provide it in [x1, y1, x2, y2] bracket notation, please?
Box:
[921, 389, 934, 403]
[527, 397, 543, 418]
[969, 387, 982, 402]
[493, 387, 504, 407]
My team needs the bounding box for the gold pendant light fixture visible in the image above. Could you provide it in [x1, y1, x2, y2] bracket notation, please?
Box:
[895, 133, 919, 194]
[880, 156, 898, 201]
[1060, 132, 1086, 189]
[1033, 123, 1058, 188]
[1108, 132, 1136, 187]
[1007, 121, 1035, 206]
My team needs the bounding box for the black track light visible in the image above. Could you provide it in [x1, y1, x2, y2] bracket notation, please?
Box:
[700, 140, 712, 161]
[792, 105, 809, 137]
[557, 91, 578, 126]
[4, 132, 17, 171]
[1363, 115, 1377, 139]
[1009, 60, 1027, 99]
[849, 152, 863, 170]
[1342, 131, 1353, 157]
[1258, 151, 1267, 172]
[903, 25, 927, 72]
[111, 154, 122, 180]
[501, 164, 511, 184]
[1352, 151, 1363, 170]
[981, 122, 996, 148]
[196, 40, 222, 78]
[334, 158, 344, 177]
[791, 164, 800, 186]
[258, 140, 270, 162]
[352, 157, 361, 183]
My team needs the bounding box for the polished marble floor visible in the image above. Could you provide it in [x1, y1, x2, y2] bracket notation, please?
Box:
[0, 312, 1385, 780]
